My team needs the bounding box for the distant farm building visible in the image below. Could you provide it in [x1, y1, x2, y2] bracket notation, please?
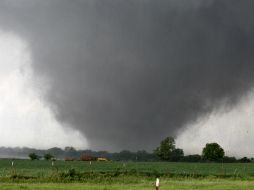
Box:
[80, 154, 97, 161]
[97, 157, 108, 161]
[80, 154, 109, 161]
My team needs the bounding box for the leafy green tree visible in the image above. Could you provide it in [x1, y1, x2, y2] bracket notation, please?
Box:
[44, 153, 54, 160]
[154, 137, 176, 161]
[28, 153, 40, 160]
[202, 143, 224, 161]
[171, 148, 184, 161]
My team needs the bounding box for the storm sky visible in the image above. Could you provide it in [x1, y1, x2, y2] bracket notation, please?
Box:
[0, 0, 254, 154]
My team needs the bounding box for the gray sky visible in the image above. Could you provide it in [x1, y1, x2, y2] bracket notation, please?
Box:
[0, 0, 254, 155]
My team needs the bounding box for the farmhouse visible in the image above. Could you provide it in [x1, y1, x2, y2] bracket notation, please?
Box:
[97, 157, 108, 161]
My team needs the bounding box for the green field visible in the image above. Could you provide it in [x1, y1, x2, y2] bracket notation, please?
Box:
[0, 160, 253, 189]
[0, 160, 253, 177]
[1, 179, 254, 190]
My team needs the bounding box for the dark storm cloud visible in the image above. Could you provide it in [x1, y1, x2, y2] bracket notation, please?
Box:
[1, 0, 254, 150]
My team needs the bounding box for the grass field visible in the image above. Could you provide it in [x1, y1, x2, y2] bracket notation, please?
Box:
[0, 159, 253, 177]
[0, 179, 254, 190]
[0, 160, 253, 189]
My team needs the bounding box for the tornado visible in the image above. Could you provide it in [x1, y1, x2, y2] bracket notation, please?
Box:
[0, 0, 254, 151]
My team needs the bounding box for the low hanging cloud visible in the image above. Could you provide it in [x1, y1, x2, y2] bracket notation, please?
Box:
[0, 31, 87, 149]
[177, 89, 254, 157]
[0, 0, 254, 151]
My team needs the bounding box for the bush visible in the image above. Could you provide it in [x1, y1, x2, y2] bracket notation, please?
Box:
[238, 157, 252, 163]
[64, 157, 77, 161]
[44, 153, 54, 160]
[223, 156, 237, 163]
[182, 154, 202, 162]
[28, 153, 40, 160]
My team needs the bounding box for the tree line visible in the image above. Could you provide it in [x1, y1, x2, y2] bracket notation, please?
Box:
[0, 137, 253, 162]
[154, 137, 253, 163]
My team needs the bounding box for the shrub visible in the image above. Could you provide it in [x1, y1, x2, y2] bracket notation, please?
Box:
[238, 157, 252, 163]
[28, 153, 40, 160]
[44, 153, 54, 160]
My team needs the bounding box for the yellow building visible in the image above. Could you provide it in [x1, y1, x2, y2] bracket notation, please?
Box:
[97, 157, 108, 161]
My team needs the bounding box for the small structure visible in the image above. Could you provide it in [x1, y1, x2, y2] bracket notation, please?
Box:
[97, 157, 108, 161]
[155, 178, 160, 190]
[80, 154, 96, 161]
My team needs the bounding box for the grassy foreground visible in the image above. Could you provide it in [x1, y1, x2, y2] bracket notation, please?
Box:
[0, 160, 254, 189]
[0, 179, 254, 190]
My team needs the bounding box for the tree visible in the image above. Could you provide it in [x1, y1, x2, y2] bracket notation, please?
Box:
[182, 154, 202, 162]
[223, 156, 237, 163]
[64, 147, 78, 158]
[202, 143, 224, 161]
[171, 148, 184, 161]
[118, 150, 136, 161]
[44, 153, 54, 160]
[238, 157, 252, 163]
[28, 153, 40, 160]
[47, 147, 64, 158]
[154, 137, 176, 161]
